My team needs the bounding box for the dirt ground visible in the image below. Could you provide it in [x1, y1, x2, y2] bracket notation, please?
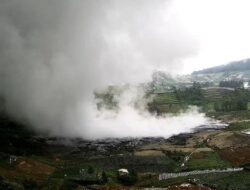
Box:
[134, 150, 166, 156]
[218, 146, 250, 166]
[17, 158, 55, 176]
[207, 131, 250, 149]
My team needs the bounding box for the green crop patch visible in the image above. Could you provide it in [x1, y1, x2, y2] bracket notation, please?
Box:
[185, 152, 231, 171]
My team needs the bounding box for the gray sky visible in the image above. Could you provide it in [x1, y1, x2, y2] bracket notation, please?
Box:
[172, 0, 250, 73]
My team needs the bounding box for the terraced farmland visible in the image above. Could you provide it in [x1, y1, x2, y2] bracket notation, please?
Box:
[150, 93, 182, 113]
[153, 93, 179, 105]
[202, 87, 234, 102]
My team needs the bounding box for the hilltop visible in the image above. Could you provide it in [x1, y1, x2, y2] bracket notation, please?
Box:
[193, 58, 250, 75]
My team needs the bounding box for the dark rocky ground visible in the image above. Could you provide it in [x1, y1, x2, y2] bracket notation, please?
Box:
[1, 111, 250, 189]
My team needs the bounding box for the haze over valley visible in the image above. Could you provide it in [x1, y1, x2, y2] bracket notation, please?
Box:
[1, 1, 250, 189]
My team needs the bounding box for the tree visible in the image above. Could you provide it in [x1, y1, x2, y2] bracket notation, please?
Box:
[219, 80, 243, 88]
[87, 166, 94, 174]
[101, 171, 108, 183]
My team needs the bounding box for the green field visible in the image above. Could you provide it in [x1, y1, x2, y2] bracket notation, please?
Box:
[153, 93, 179, 105]
[228, 121, 250, 131]
[185, 151, 231, 171]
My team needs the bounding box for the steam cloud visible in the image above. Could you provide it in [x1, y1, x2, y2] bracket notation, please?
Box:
[0, 0, 208, 139]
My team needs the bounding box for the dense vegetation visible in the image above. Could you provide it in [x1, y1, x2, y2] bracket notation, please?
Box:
[174, 82, 204, 105]
[94, 86, 120, 111]
[211, 89, 249, 112]
[219, 80, 243, 88]
[150, 82, 250, 113]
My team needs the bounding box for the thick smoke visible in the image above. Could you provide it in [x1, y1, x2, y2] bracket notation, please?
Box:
[0, 0, 207, 138]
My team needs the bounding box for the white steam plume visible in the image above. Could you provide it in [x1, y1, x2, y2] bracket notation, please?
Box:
[0, 0, 207, 138]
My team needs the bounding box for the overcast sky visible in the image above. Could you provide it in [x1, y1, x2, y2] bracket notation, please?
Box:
[172, 0, 250, 74]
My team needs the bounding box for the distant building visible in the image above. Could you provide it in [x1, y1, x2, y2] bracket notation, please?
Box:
[9, 155, 17, 164]
[243, 81, 249, 89]
[118, 168, 129, 176]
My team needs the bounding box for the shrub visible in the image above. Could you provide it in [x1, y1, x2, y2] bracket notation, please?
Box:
[117, 169, 138, 186]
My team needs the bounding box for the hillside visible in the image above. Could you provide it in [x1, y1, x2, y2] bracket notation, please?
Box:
[193, 58, 250, 74]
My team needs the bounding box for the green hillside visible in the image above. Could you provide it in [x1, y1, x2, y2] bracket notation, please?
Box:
[202, 87, 234, 102]
[153, 93, 179, 105]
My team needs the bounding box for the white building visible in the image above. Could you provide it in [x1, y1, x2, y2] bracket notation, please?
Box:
[118, 168, 129, 176]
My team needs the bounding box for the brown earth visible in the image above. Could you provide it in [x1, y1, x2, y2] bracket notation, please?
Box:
[0, 157, 56, 185]
[17, 158, 55, 176]
[191, 151, 209, 159]
[208, 131, 250, 149]
[218, 146, 250, 166]
[186, 131, 218, 146]
[139, 143, 196, 153]
[134, 150, 165, 156]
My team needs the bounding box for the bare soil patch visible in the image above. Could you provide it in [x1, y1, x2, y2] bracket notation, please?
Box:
[218, 146, 250, 166]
